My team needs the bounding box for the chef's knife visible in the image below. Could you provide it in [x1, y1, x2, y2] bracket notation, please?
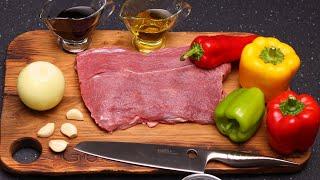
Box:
[75, 141, 298, 173]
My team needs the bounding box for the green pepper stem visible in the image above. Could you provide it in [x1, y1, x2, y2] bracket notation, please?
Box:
[180, 48, 198, 61]
[180, 43, 204, 61]
[288, 95, 297, 106]
[259, 46, 284, 65]
[269, 47, 277, 58]
[280, 95, 305, 116]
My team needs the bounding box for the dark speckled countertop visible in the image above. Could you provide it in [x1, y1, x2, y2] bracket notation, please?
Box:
[0, 0, 319, 179]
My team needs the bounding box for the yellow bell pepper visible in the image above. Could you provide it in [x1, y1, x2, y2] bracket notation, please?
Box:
[239, 37, 300, 101]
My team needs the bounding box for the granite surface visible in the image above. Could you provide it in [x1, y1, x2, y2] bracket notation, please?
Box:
[0, 0, 319, 179]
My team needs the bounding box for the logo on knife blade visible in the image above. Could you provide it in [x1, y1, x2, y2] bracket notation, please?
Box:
[157, 148, 179, 155]
[62, 148, 98, 163]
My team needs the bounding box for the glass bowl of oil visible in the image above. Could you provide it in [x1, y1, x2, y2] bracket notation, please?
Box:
[119, 0, 191, 53]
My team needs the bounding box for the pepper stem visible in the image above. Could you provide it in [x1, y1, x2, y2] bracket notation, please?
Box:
[269, 47, 277, 57]
[280, 95, 305, 116]
[288, 95, 297, 106]
[259, 46, 284, 65]
[180, 43, 204, 61]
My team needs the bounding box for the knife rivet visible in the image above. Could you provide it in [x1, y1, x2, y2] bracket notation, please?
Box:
[187, 149, 198, 159]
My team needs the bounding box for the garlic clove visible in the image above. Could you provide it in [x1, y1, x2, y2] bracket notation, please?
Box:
[66, 108, 84, 121]
[49, 140, 68, 153]
[37, 123, 55, 138]
[61, 123, 78, 139]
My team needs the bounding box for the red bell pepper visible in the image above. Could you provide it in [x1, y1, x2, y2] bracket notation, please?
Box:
[267, 90, 320, 155]
[180, 34, 258, 69]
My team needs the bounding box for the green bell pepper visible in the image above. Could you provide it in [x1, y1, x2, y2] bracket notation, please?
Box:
[214, 87, 265, 143]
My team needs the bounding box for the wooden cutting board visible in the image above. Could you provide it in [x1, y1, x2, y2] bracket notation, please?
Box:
[0, 30, 310, 175]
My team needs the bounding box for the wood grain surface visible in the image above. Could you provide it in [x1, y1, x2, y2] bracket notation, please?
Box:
[0, 30, 310, 175]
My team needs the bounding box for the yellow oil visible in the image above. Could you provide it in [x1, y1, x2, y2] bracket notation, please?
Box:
[125, 9, 176, 53]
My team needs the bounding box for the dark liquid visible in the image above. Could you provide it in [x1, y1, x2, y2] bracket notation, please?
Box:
[50, 6, 99, 41]
[132, 9, 174, 42]
[57, 6, 96, 19]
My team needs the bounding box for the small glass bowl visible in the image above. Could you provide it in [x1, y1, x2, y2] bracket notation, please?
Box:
[182, 173, 222, 180]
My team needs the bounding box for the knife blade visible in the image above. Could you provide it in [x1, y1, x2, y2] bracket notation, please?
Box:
[74, 141, 298, 173]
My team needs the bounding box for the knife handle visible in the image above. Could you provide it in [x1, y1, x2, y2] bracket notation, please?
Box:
[206, 150, 299, 168]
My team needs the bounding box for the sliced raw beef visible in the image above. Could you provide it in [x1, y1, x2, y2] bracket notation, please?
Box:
[76, 47, 231, 132]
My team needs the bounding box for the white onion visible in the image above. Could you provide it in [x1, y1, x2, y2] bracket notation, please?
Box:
[17, 61, 65, 111]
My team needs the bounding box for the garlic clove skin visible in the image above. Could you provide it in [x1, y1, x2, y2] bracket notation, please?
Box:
[37, 123, 55, 138]
[60, 123, 78, 139]
[49, 140, 68, 153]
[66, 108, 84, 121]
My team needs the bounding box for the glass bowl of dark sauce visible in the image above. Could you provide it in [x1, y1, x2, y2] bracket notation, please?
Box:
[40, 0, 115, 53]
